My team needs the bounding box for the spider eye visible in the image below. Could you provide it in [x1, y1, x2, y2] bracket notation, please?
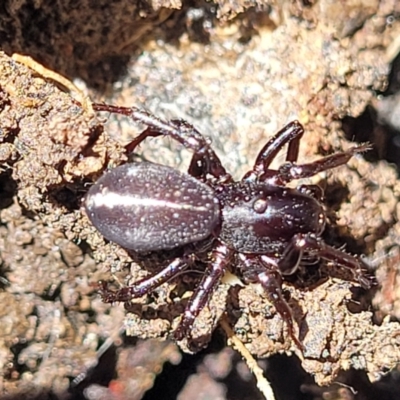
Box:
[252, 198, 268, 214]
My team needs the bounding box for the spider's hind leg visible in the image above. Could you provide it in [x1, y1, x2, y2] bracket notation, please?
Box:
[174, 243, 234, 341]
[93, 103, 232, 182]
[99, 256, 191, 303]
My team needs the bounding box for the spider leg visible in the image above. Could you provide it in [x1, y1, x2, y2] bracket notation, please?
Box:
[93, 103, 232, 181]
[187, 148, 232, 183]
[124, 126, 161, 154]
[280, 233, 371, 288]
[99, 256, 192, 303]
[174, 243, 234, 340]
[265, 143, 370, 186]
[241, 255, 304, 350]
[188, 151, 207, 179]
[243, 121, 304, 181]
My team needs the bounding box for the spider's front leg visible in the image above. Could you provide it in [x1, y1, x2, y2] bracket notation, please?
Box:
[92, 103, 232, 182]
[269, 143, 371, 185]
[243, 120, 305, 181]
[244, 119, 370, 185]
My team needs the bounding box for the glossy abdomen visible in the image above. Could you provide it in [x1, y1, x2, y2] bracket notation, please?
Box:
[85, 162, 221, 252]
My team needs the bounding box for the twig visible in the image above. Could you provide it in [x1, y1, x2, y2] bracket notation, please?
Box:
[219, 315, 276, 400]
[12, 53, 94, 114]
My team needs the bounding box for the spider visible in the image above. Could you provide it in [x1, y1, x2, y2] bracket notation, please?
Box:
[84, 103, 371, 349]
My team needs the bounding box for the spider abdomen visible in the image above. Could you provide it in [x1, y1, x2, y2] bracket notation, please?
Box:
[218, 183, 326, 253]
[84, 162, 221, 252]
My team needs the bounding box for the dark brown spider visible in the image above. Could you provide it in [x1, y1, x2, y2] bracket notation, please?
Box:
[84, 103, 371, 349]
